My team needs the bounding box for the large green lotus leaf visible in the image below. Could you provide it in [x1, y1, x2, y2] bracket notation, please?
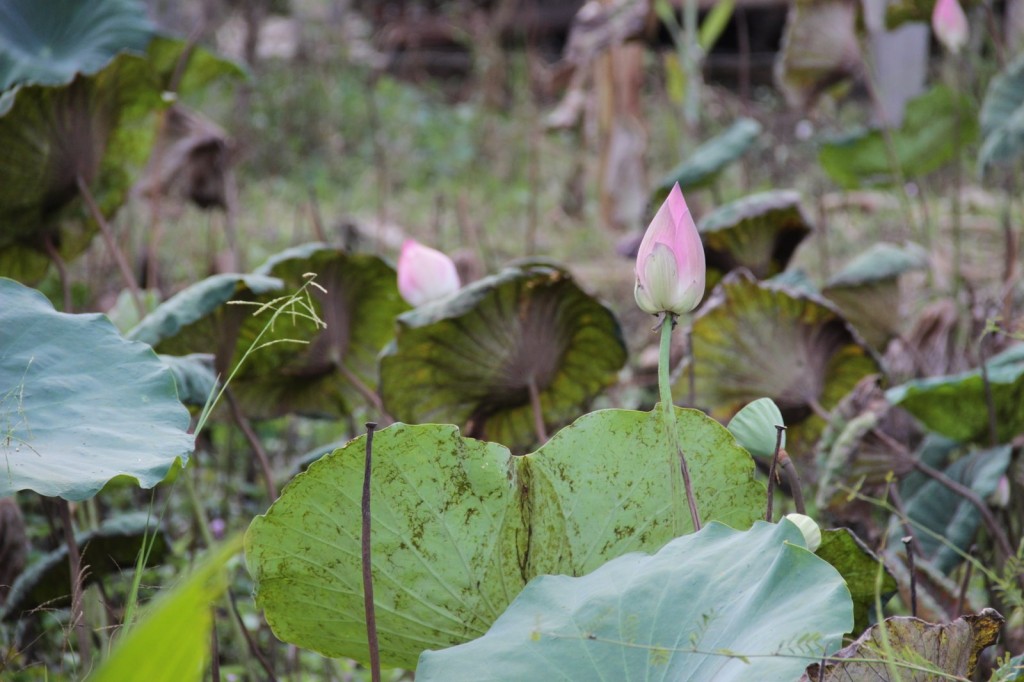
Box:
[127, 273, 285, 376]
[979, 52, 1024, 175]
[418, 521, 853, 681]
[885, 344, 1024, 443]
[676, 271, 879, 456]
[246, 409, 765, 668]
[807, 609, 1003, 681]
[0, 0, 154, 91]
[819, 86, 979, 189]
[231, 243, 409, 419]
[0, 278, 193, 500]
[656, 118, 761, 195]
[518, 407, 765, 577]
[775, 0, 862, 109]
[698, 189, 813, 291]
[1, 512, 169, 621]
[0, 53, 162, 284]
[822, 242, 928, 349]
[91, 537, 242, 682]
[816, 528, 897, 636]
[894, 445, 1011, 574]
[379, 263, 626, 453]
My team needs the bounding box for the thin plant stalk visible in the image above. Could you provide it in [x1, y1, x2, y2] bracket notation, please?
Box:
[58, 499, 91, 672]
[75, 175, 145, 318]
[225, 387, 278, 500]
[902, 535, 917, 617]
[659, 313, 701, 531]
[765, 426, 785, 522]
[361, 423, 382, 682]
[778, 449, 804, 515]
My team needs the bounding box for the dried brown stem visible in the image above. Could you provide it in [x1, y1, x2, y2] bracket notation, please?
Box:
[902, 535, 917, 618]
[58, 500, 91, 671]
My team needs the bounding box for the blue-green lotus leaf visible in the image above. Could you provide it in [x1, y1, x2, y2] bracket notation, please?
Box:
[0, 0, 154, 91]
[0, 278, 193, 500]
[418, 521, 853, 681]
[727, 397, 786, 458]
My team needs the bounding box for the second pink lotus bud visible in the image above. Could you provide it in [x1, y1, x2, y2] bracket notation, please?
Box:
[397, 239, 461, 307]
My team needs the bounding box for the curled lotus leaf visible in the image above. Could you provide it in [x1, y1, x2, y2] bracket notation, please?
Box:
[676, 270, 880, 457]
[379, 262, 626, 453]
[698, 189, 813, 291]
[655, 118, 762, 195]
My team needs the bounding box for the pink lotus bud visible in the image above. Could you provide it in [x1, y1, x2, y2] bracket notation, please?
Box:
[397, 239, 461, 306]
[634, 183, 706, 316]
[932, 0, 968, 54]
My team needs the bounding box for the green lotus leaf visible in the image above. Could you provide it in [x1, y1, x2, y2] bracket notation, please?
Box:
[808, 609, 1003, 680]
[676, 271, 879, 456]
[727, 397, 786, 458]
[230, 243, 409, 419]
[245, 408, 765, 668]
[885, 344, 1024, 443]
[379, 263, 626, 453]
[816, 528, 897, 636]
[775, 0, 861, 110]
[0, 0, 154, 91]
[895, 444, 1011, 574]
[2, 512, 169, 621]
[126, 273, 284, 376]
[159, 354, 217, 408]
[145, 35, 247, 96]
[91, 537, 242, 682]
[0, 278, 193, 500]
[979, 52, 1024, 175]
[0, 53, 163, 284]
[822, 242, 928, 349]
[819, 86, 979, 188]
[418, 521, 853, 681]
[656, 118, 762, 194]
[697, 189, 813, 291]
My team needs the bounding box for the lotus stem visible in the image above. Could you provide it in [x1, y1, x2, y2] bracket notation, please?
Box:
[41, 233, 72, 312]
[361, 422, 382, 682]
[765, 426, 785, 522]
[527, 374, 548, 444]
[225, 388, 278, 500]
[955, 546, 975, 616]
[58, 499, 91, 672]
[659, 313, 702, 531]
[778, 448, 804, 515]
[901, 536, 917, 617]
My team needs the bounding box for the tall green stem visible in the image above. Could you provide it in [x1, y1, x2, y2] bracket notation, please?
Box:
[658, 313, 702, 531]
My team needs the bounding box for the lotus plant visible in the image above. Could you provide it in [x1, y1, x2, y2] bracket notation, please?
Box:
[932, 0, 968, 54]
[634, 181, 707, 530]
[397, 239, 461, 306]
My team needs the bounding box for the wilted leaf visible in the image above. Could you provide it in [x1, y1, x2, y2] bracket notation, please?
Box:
[805, 609, 1004, 681]
[0, 278, 193, 500]
[656, 118, 762, 194]
[246, 409, 765, 668]
[819, 86, 978, 188]
[2, 512, 170, 620]
[379, 262, 626, 452]
[979, 52, 1024, 175]
[697, 189, 813, 290]
[823, 242, 928, 349]
[676, 271, 879, 456]
[0, 0, 154, 91]
[418, 521, 853, 681]
[885, 344, 1024, 444]
[775, 0, 862, 110]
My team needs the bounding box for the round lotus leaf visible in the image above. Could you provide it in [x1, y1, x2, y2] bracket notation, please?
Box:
[655, 118, 762, 195]
[0, 0, 154, 91]
[417, 521, 853, 681]
[379, 263, 626, 452]
[822, 242, 928, 349]
[0, 53, 163, 284]
[675, 271, 880, 457]
[819, 86, 978, 188]
[979, 52, 1024, 175]
[885, 344, 1024, 444]
[775, 0, 862, 110]
[698, 189, 813, 291]
[0, 278, 193, 500]
[246, 408, 765, 668]
[727, 397, 786, 459]
[229, 243, 409, 419]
